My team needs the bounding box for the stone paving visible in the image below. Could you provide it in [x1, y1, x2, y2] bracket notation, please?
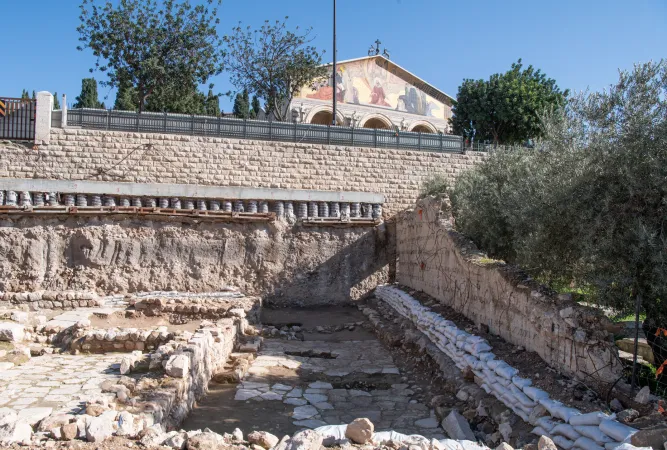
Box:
[233, 338, 446, 438]
[0, 353, 125, 416]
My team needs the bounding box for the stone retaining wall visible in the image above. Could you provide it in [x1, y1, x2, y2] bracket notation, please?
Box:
[375, 285, 638, 450]
[70, 327, 176, 353]
[395, 197, 622, 384]
[0, 128, 485, 216]
[3, 291, 100, 309]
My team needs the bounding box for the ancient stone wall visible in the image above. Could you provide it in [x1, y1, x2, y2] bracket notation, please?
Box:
[395, 197, 622, 383]
[0, 215, 391, 306]
[0, 128, 485, 215]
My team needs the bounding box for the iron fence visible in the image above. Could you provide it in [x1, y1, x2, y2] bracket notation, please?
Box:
[66, 108, 464, 153]
[0, 97, 36, 141]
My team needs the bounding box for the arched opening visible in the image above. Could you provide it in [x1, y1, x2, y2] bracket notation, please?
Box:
[362, 117, 391, 130]
[411, 124, 434, 133]
[310, 111, 333, 125]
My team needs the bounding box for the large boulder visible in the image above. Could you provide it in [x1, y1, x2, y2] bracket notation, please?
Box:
[85, 415, 115, 442]
[537, 436, 557, 450]
[0, 408, 17, 428]
[165, 354, 190, 378]
[0, 322, 24, 342]
[0, 421, 32, 446]
[345, 418, 374, 444]
[187, 431, 226, 449]
[285, 430, 323, 450]
[441, 410, 476, 441]
[630, 425, 667, 449]
[248, 430, 280, 449]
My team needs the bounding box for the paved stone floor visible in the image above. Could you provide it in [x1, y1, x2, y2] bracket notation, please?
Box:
[0, 353, 124, 416]
[184, 307, 446, 439]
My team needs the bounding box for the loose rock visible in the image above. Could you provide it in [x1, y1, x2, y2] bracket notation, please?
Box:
[537, 435, 557, 450]
[345, 418, 374, 444]
[248, 430, 280, 449]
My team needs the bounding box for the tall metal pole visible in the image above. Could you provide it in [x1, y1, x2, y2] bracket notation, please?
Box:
[332, 0, 337, 126]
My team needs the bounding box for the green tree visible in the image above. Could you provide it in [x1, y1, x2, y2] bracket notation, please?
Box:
[223, 17, 327, 121]
[20, 89, 30, 100]
[450, 59, 568, 145]
[232, 89, 250, 118]
[113, 76, 137, 111]
[77, 0, 225, 113]
[205, 88, 220, 117]
[73, 78, 104, 109]
[451, 61, 667, 368]
[250, 94, 261, 119]
[53, 92, 61, 110]
[144, 80, 207, 114]
[31, 90, 36, 100]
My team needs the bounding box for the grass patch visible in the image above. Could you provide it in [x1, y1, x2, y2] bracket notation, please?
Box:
[611, 311, 646, 324]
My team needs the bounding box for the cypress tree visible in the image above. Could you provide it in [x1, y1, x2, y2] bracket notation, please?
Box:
[73, 78, 104, 109]
[250, 95, 261, 119]
[53, 92, 60, 110]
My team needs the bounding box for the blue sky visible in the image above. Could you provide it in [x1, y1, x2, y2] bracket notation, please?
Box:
[1, 0, 665, 111]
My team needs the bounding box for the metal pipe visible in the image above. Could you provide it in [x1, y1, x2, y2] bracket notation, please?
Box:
[332, 0, 337, 126]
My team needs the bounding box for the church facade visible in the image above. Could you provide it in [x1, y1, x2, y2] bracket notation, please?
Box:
[290, 55, 454, 133]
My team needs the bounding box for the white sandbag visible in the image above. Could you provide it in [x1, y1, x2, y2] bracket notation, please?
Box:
[315, 425, 348, 445]
[465, 341, 492, 355]
[509, 384, 536, 408]
[494, 362, 519, 380]
[554, 406, 581, 423]
[496, 376, 512, 387]
[524, 386, 550, 402]
[512, 376, 532, 389]
[372, 430, 410, 444]
[570, 411, 610, 426]
[551, 424, 581, 441]
[604, 443, 622, 450]
[456, 332, 470, 341]
[539, 399, 581, 422]
[599, 419, 638, 443]
[573, 425, 614, 444]
[478, 352, 495, 362]
[531, 426, 549, 436]
[481, 383, 491, 394]
[486, 359, 502, 370]
[437, 439, 489, 450]
[536, 417, 560, 433]
[553, 435, 575, 450]
[573, 436, 605, 450]
[609, 444, 652, 450]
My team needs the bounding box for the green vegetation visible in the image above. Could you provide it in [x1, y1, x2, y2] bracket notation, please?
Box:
[53, 92, 60, 110]
[223, 17, 327, 121]
[450, 59, 568, 145]
[419, 174, 449, 199]
[232, 89, 251, 119]
[73, 78, 105, 109]
[77, 0, 224, 113]
[450, 61, 667, 367]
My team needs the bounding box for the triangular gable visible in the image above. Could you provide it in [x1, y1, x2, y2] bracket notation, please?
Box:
[296, 55, 451, 121]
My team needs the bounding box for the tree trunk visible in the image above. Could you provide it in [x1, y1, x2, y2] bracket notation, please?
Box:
[642, 317, 667, 371]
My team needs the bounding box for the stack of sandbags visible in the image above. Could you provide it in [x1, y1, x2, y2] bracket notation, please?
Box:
[374, 285, 639, 450]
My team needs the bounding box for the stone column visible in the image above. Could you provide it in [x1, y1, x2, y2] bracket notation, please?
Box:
[35, 91, 53, 145]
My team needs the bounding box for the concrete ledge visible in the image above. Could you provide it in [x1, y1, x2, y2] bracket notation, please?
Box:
[0, 178, 384, 204]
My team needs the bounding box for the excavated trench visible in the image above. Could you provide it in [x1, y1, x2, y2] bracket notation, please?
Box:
[181, 305, 451, 439]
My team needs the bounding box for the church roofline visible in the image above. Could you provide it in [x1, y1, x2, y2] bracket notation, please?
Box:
[321, 55, 455, 104]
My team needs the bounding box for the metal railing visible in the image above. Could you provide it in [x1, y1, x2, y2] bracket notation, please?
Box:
[0, 97, 36, 141]
[66, 108, 464, 153]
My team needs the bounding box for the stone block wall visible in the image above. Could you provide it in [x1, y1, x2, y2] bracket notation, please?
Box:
[395, 197, 622, 384]
[0, 128, 485, 216]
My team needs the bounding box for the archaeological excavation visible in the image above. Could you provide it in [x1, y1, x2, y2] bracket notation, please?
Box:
[0, 109, 660, 450]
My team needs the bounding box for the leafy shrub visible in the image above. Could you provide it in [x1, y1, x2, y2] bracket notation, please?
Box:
[451, 61, 667, 364]
[419, 174, 449, 199]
